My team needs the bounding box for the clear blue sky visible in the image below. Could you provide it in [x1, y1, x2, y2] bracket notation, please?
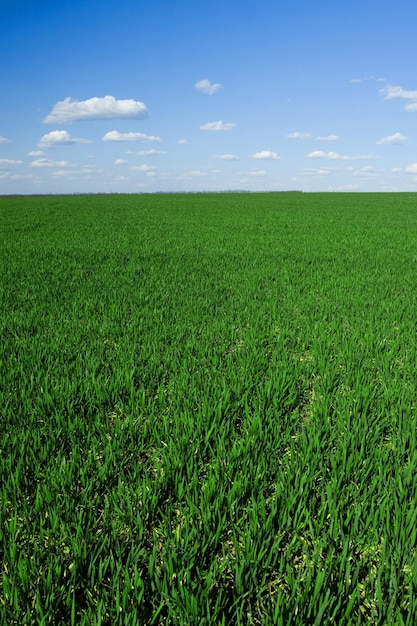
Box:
[1, 0, 417, 193]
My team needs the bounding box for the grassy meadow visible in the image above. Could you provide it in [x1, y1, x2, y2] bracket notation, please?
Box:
[1, 192, 417, 624]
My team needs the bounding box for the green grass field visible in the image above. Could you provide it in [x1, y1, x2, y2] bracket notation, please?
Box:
[1, 192, 417, 624]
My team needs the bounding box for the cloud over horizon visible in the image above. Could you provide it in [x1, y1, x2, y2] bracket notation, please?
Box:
[44, 96, 148, 123]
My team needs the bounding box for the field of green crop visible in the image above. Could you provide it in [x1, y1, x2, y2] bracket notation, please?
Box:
[1, 192, 417, 625]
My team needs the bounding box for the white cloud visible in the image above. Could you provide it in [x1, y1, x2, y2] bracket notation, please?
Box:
[137, 149, 167, 156]
[299, 168, 331, 176]
[252, 150, 281, 160]
[306, 151, 373, 161]
[180, 170, 208, 178]
[178, 139, 188, 144]
[315, 134, 340, 141]
[102, 131, 161, 142]
[30, 158, 75, 168]
[38, 130, 91, 148]
[195, 79, 223, 95]
[0, 135, 11, 143]
[240, 168, 268, 177]
[405, 163, 417, 173]
[349, 78, 363, 84]
[44, 95, 148, 123]
[214, 154, 239, 160]
[0, 159, 22, 167]
[130, 164, 156, 171]
[287, 132, 311, 139]
[377, 132, 407, 145]
[380, 85, 417, 100]
[353, 166, 380, 177]
[199, 120, 236, 131]
[114, 159, 128, 165]
[28, 150, 44, 156]
[380, 85, 417, 111]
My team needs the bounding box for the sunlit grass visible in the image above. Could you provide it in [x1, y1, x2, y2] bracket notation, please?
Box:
[1, 192, 417, 624]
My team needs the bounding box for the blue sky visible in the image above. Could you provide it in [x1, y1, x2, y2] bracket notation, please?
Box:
[1, 0, 417, 193]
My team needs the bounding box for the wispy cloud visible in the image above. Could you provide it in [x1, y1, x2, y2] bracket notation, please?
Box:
[30, 158, 76, 168]
[0, 159, 22, 167]
[200, 120, 236, 131]
[214, 154, 239, 160]
[287, 132, 311, 139]
[130, 164, 157, 171]
[179, 170, 208, 178]
[306, 151, 374, 161]
[38, 130, 91, 148]
[195, 79, 223, 95]
[240, 168, 268, 177]
[136, 149, 167, 156]
[0, 135, 11, 143]
[405, 163, 417, 173]
[102, 131, 161, 142]
[44, 95, 148, 123]
[377, 132, 407, 145]
[380, 85, 417, 111]
[315, 134, 340, 141]
[352, 166, 380, 178]
[114, 159, 128, 165]
[252, 150, 281, 160]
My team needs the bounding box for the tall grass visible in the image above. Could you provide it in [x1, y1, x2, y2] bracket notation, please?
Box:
[1, 192, 417, 624]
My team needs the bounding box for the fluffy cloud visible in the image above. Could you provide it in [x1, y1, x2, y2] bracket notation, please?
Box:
[377, 133, 407, 145]
[380, 85, 417, 111]
[0, 135, 11, 143]
[315, 134, 340, 141]
[38, 130, 91, 148]
[114, 159, 128, 165]
[195, 79, 223, 95]
[306, 151, 373, 161]
[44, 96, 148, 123]
[102, 131, 161, 142]
[178, 139, 188, 144]
[199, 121, 236, 131]
[214, 154, 239, 160]
[287, 132, 311, 139]
[252, 150, 281, 160]
[380, 85, 417, 100]
[405, 163, 417, 173]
